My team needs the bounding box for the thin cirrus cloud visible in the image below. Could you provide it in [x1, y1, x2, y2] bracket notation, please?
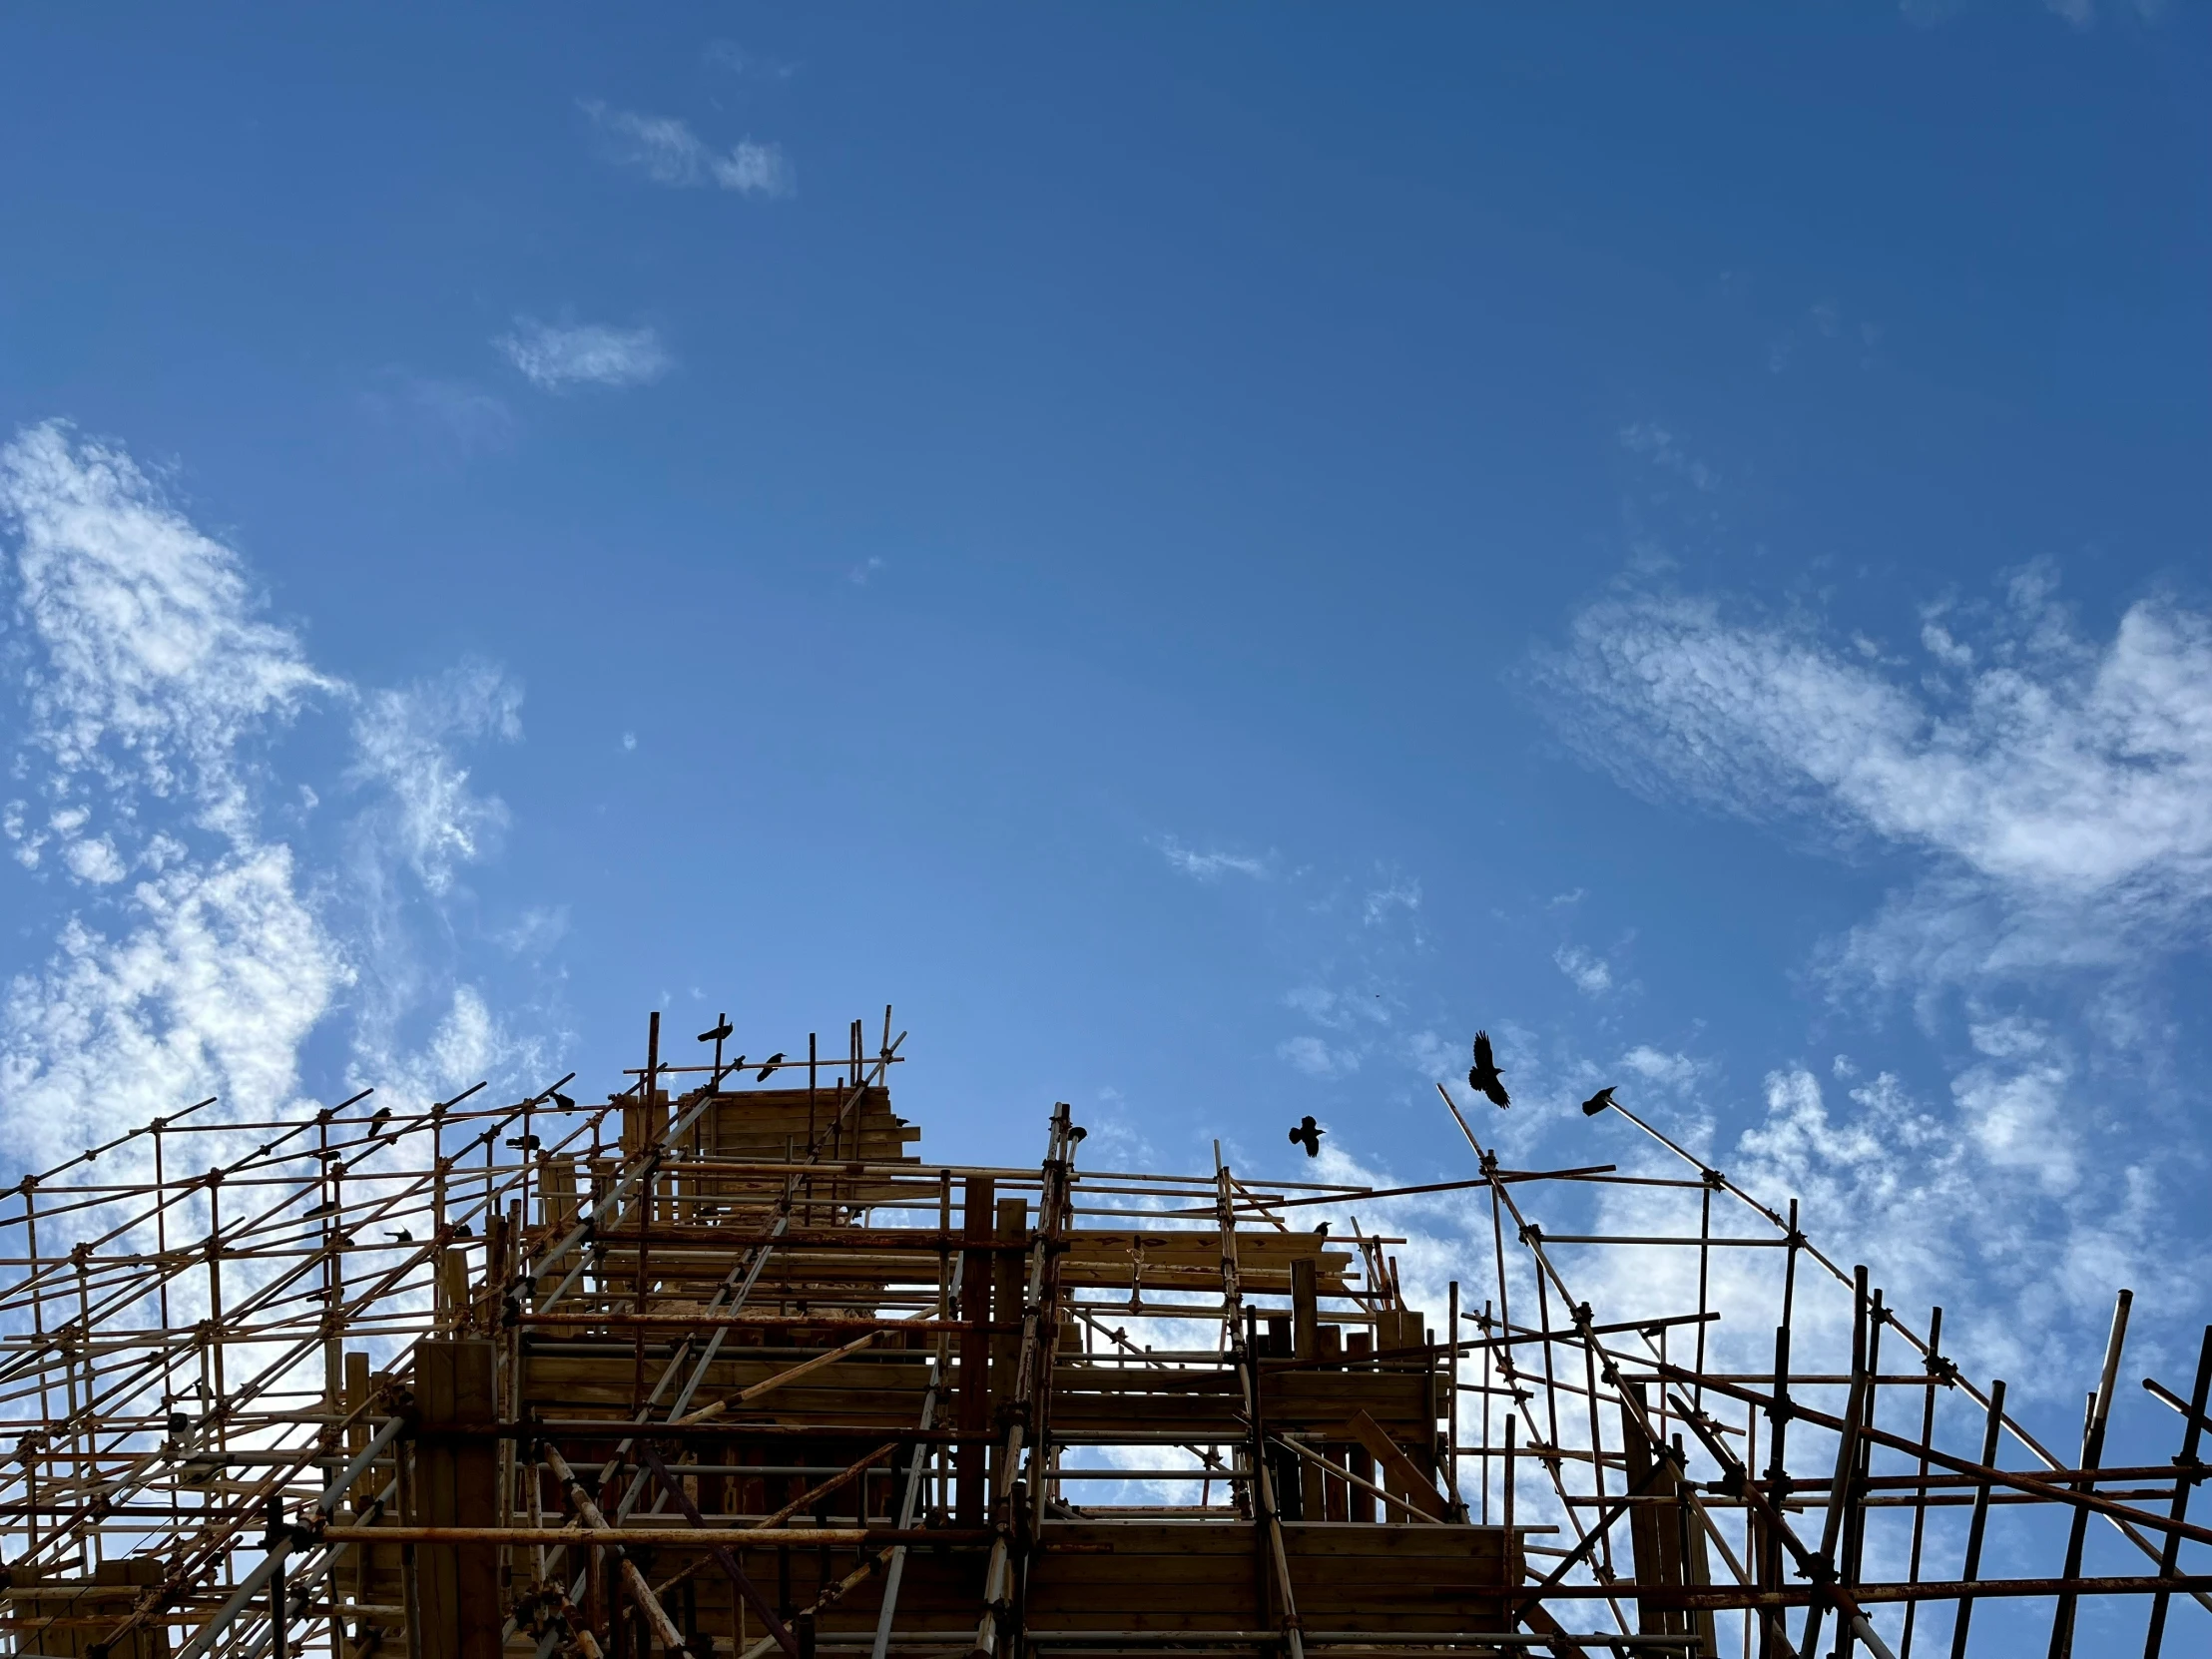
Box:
[0, 420, 538, 1182]
[1536, 570, 2212, 983]
[494, 318, 672, 392]
[1154, 835, 1269, 881]
[577, 98, 795, 199]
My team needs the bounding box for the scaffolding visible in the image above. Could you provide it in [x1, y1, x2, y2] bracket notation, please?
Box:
[0, 1009, 2204, 1658]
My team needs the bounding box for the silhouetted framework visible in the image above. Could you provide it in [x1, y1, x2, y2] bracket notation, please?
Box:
[0, 1010, 2204, 1657]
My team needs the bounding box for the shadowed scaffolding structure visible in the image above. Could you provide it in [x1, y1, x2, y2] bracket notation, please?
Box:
[0, 1009, 2206, 1658]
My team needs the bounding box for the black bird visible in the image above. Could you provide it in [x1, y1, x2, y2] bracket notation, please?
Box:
[368, 1106, 392, 1129]
[698, 1018, 733, 1045]
[387, 1229, 413, 1244]
[756, 1053, 785, 1081]
[550, 1091, 575, 1112]
[1468, 1030, 1511, 1109]
[1313, 1222, 1331, 1238]
[505, 1133, 542, 1152]
[452, 1223, 475, 1240]
[1581, 1087, 1617, 1117]
[1288, 1115, 1323, 1158]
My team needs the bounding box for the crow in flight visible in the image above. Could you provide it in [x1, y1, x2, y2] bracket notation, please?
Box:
[699, 1018, 734, 1045]
[1289, 1115, 1323, 1158]
[1468, 1031, 1511, 1108]
[757, 1053, 785, 1081]
[1581, 1087, 1617, 1117]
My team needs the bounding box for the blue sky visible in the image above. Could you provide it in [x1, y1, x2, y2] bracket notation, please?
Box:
[3, 1, 2210, 1593]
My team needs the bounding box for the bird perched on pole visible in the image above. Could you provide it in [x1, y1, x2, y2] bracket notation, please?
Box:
[1289, 1115, 1324, 1158]
[757, 1052, 785, 1081]
[1467, 1031, 1511, 1108]
[698, 1017, 734, 1046]
[1581, 1086, 1617, 1117]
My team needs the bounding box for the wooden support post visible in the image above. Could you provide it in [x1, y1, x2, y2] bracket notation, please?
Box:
[412, 1338, 501, 1659]
[1949, 1378, 2006, 1659]
[1619, 1382, 1685, 1641]
[1346, 1409, 1447, 1521]
[956, 1176, 993, 1526]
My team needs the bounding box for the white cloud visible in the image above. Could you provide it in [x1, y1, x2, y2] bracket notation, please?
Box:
[62, 834, 126, 884]
[1619, 422, 1717, 492]
[1553, 943, 1612, 996]
[1, 421, 335, 833]
[578, 100, 795, 198]
[495, 318, 671, 391]
[1362, 875, 1420, 925]
[348, 660, 521, 896]
[1155, 835, 1268, 882]
[1277, 1034, 1359, 1079]
[1540, 577, 2212, 983]
[0, 421, 533, 1185]
[361, 373, 517, 456]
[1618, 1044, 1698, 1089]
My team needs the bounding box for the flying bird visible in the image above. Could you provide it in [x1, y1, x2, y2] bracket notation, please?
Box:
[387, 1229, 413, 1244]
[1581, 1087, 1617, 1117]
[756, 1053, 785, 1081]
[1288, 1116, 1323, 1158]
[1468, 1031, 1511, 1109]
[698, 1018, 734, 1045]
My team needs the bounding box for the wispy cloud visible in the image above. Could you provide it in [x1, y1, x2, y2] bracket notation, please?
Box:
[0, 420, 534, 1174]
[495, 318, 671, 391]
[578, 99, 796, 198]
[348, 660, 522, 895]
[1553, 943, 1613, 996]
[1277, 1034, 1359, 1079]
[1538, 571, 2212, 984]
[1154, 835, 1269, 882]
[361, 373, 517, 456]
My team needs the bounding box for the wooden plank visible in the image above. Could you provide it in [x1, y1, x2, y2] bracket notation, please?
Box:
[1346, 1411, 1449, 1522]
[412, 1338, 501, 1659]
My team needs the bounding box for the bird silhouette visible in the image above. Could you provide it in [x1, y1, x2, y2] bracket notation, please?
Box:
[1313, 1222, 1331, 1238]
[756, 1053, 785, 1081]
[505, 1133, 542, 1151]
[550, 1091, 575, 1112]
[368, 1106, 392, 1128]
[1581, 1087, 1617, 1117]
[698, 1018, 734, 1045]
[387, 1229, 413, 1244]
[1468, 1030, 1511, 1109]
[452, 1223, 475, 1240]
[1288, 1116, 1323, 1158]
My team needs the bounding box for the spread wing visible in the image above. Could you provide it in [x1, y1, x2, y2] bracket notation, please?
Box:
[1473, 1030, 1494, 1071]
